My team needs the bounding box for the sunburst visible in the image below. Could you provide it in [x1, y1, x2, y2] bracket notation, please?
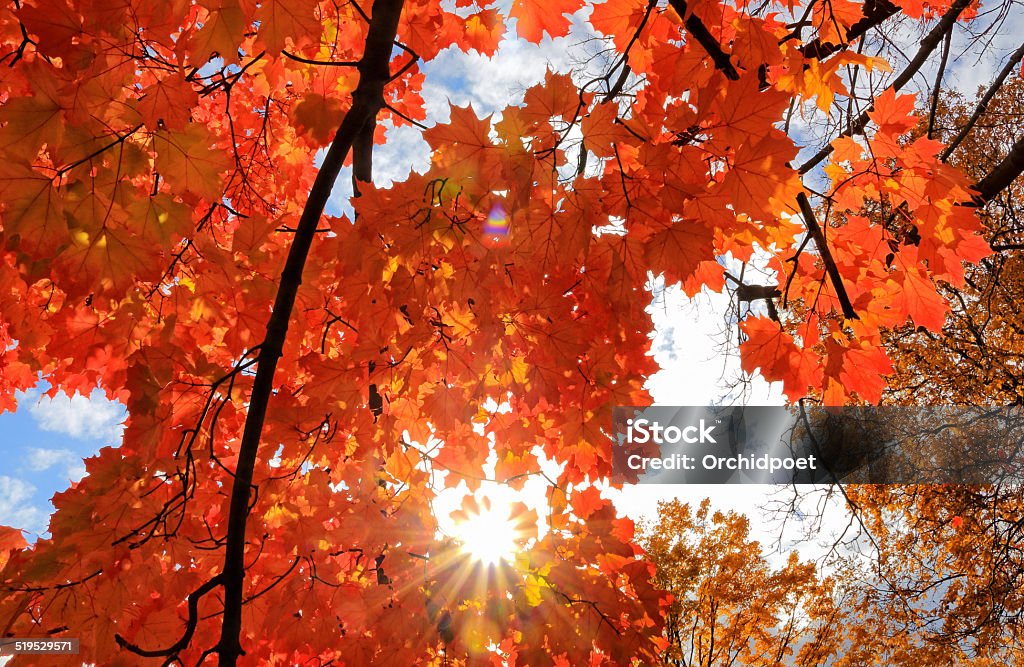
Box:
[450, 496, 522, 565]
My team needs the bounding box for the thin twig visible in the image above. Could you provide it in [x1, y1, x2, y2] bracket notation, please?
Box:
[281, 50, 358, 67]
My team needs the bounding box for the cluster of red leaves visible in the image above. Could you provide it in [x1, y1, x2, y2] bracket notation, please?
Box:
[0, 0, 988, 662]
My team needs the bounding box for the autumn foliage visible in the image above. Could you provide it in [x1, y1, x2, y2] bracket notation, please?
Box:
[0, 0, 1017, 663]
[639, 500, 849, 666]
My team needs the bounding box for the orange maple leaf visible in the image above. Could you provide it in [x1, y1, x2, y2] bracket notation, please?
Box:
[509, 0, 584, 42]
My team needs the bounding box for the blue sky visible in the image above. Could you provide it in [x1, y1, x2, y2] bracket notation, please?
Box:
[0, 388, 125, 539]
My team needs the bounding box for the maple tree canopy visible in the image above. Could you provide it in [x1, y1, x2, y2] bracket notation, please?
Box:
[0, 0, 1015, 663]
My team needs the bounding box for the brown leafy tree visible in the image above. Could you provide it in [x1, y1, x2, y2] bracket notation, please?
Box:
[639, 499, 850, 666]
[847, 72, 1024, 664]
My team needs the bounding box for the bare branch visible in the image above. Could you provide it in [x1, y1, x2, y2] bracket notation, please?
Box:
[798, 192, 859, 319]
[797, 0, 901, 60]
[115, 575, 224, 660]
[970, 134, 1024, 206]
[941, 40, 1024, 161]
[280, 50, 359, 67]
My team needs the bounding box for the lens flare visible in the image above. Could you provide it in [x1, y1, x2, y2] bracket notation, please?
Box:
[482, 202, 509, 247]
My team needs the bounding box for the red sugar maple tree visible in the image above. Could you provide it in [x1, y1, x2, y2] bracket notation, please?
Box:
[0, 0, 1017, 663]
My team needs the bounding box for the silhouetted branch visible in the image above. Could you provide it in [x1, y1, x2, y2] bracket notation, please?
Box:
[668, 0, 740, 80]
[941, 40, 1024, 161]
[214, 0, 407, 664]
[797, 0, 900, 60]
[798, 192, 858, 319]
[115, 575, 224, 659]
[926, 30, 952, 139]
[280, 50, 358, 67]
[970, 134, 1024, 206]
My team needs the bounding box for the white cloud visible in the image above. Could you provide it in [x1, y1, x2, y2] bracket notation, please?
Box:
[25, 447, 74, 471]
[945, 11, 1024, 97]
[330, 19, 602, 215]
[420, 34, 580, 122]
[25, 448, 87, 482]
[646, 280, 786, 407]
[615, 276, 849, 569]
[18, 388, 125, 442]
[838, 10, 1024, 107]
[0, 476, 48, 536]
[371, 121, 432, 188]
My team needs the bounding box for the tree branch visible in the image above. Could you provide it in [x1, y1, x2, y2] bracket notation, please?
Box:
[798, 192, 858, 319]
[280, 50, 359, 67]
[214, 0, 405, 664]
[724, 271, 781, 302]
[797, 0, 901, 61]
[941, 40, 1024, 161]
[115, 575, 223, 660]
[798, 0, 972, 174]
[667, 0, 740, 80]
[926, 29, 952, 139]
[351, 122, 373, 196]
[969, 134, 1024, 206]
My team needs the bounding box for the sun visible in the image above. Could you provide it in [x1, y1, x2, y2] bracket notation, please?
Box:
[450, 498, 520, 565]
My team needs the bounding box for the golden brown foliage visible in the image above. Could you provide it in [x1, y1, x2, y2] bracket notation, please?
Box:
[639, 499, 848, 666]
